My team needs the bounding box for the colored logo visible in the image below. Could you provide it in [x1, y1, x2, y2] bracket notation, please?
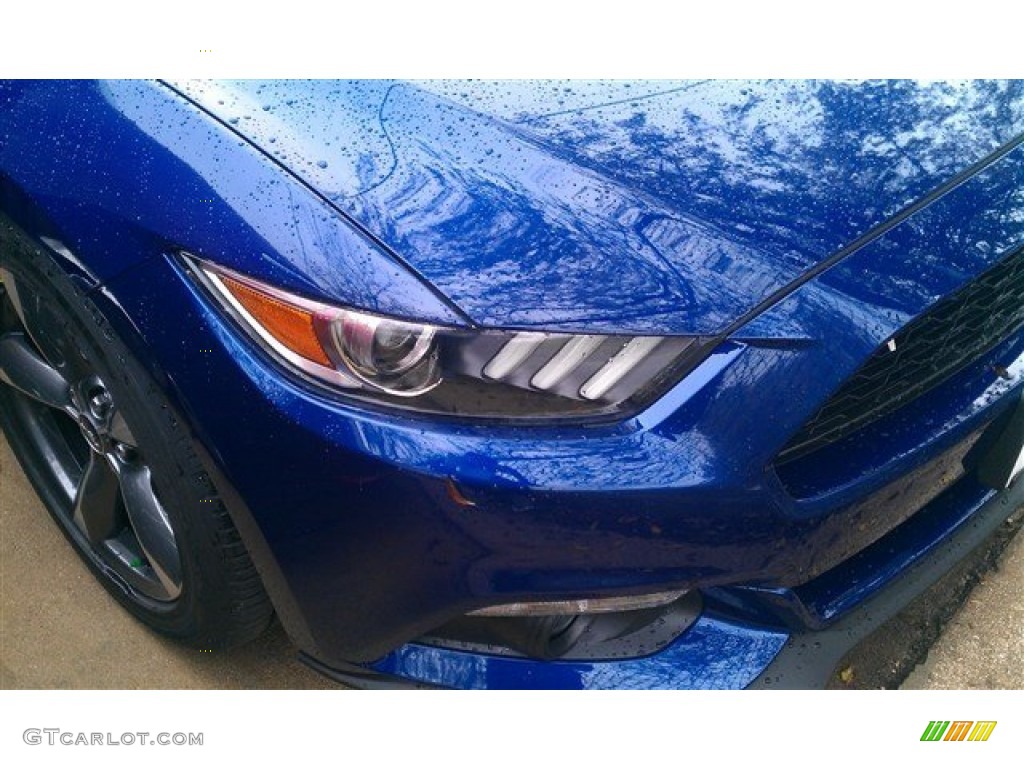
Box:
[920, 721, 997, 742]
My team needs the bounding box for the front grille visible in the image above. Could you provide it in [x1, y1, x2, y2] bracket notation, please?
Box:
[779, 247, 1024, 463]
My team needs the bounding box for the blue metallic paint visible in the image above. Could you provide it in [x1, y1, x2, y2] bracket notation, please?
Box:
[2, 79, 1024, 687]
[173, 79, 1024, 333]
[373, 615, 790, 690]
[0, 80, 466, 324]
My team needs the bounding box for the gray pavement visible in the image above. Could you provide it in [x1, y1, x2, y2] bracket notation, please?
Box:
[902, 526, 1024, 689]
[1, 429, 1020, 690]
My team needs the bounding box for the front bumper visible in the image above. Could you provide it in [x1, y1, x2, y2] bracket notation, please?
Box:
[87, 241, 1024, 688]
[752, 478, 1023, 689]
[305, 458, 1023, 689]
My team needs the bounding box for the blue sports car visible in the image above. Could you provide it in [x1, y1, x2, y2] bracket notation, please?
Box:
[1, 80, 1022, 689]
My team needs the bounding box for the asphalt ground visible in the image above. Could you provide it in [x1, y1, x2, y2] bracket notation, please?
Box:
[1, 429, 1021, 690]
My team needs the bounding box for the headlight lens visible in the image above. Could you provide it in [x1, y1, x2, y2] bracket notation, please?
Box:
[331, 313, 440, 396]
[187, 256, 704, 420]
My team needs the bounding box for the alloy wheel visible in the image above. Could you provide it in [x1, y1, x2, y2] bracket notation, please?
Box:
[0, 269, 182, 602]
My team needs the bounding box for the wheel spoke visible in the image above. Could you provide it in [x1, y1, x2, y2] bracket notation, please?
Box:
[0, 332, 75, 413]
[117, 461, 182, 597]
[71, 454, 122, 543]
[3, 271, 184, 605]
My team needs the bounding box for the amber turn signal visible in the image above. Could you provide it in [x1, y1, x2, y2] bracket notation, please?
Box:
[219, 275, 332, 368]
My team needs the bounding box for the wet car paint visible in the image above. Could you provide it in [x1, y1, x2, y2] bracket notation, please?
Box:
[173, 80, 1024, 333]
[2, 80, 1023, 686]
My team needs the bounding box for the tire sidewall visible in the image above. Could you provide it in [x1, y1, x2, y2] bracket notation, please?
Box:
[2, 240, 267, 647]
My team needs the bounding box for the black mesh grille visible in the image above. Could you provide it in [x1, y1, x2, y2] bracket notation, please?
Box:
[779, 248, 1024, 463]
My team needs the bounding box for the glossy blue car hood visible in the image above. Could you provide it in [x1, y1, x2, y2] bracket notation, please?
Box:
[171, 80, 1024, 335]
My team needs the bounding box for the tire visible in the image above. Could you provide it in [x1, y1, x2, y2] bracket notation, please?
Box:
[0, 232, 274, 649]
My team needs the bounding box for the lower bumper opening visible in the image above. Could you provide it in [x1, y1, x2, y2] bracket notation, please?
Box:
[419, 590, 704, 661]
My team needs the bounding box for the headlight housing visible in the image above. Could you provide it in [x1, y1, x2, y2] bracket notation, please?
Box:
[186, 255, 704, 420]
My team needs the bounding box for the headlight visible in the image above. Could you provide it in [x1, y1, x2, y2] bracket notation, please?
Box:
[330, 312, 441, 396]
[186, 255, 704, 420]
